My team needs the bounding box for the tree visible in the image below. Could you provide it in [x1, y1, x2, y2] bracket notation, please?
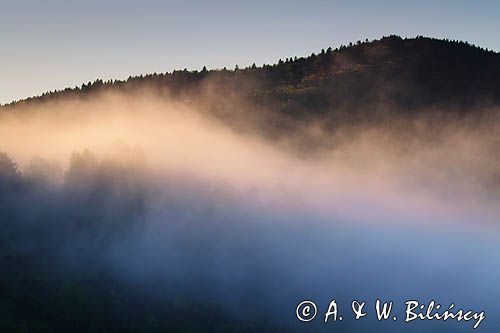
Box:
[0, 152, 20, 179]
[24, 157, 63, 185]
[65, 149, 98, 186]
[0, 152, 22, 191]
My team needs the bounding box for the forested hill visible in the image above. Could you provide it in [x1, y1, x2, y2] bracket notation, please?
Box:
[3, 35, 500, 121]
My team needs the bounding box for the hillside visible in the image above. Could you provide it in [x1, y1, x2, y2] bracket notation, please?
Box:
[3, 35, 500, 126]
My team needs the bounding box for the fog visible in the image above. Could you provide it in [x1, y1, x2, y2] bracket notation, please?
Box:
[1, 91, 499, 332]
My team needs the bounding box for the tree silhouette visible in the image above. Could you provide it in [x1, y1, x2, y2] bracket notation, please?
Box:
[0, 152, 20, 179]
[65, 149, 98, 188]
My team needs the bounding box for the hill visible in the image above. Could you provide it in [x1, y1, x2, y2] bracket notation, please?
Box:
[3, 35, 500, 128]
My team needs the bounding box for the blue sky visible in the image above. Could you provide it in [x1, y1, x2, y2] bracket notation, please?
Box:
[1, 0, 499, 104]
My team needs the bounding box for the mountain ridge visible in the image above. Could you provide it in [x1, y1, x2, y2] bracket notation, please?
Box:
[3, 35, 500, 121]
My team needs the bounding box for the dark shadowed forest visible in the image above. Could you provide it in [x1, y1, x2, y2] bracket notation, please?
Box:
[1, 148, 286, 332]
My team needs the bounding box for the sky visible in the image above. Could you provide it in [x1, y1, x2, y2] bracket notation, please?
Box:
[1, 0, 499, 104]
